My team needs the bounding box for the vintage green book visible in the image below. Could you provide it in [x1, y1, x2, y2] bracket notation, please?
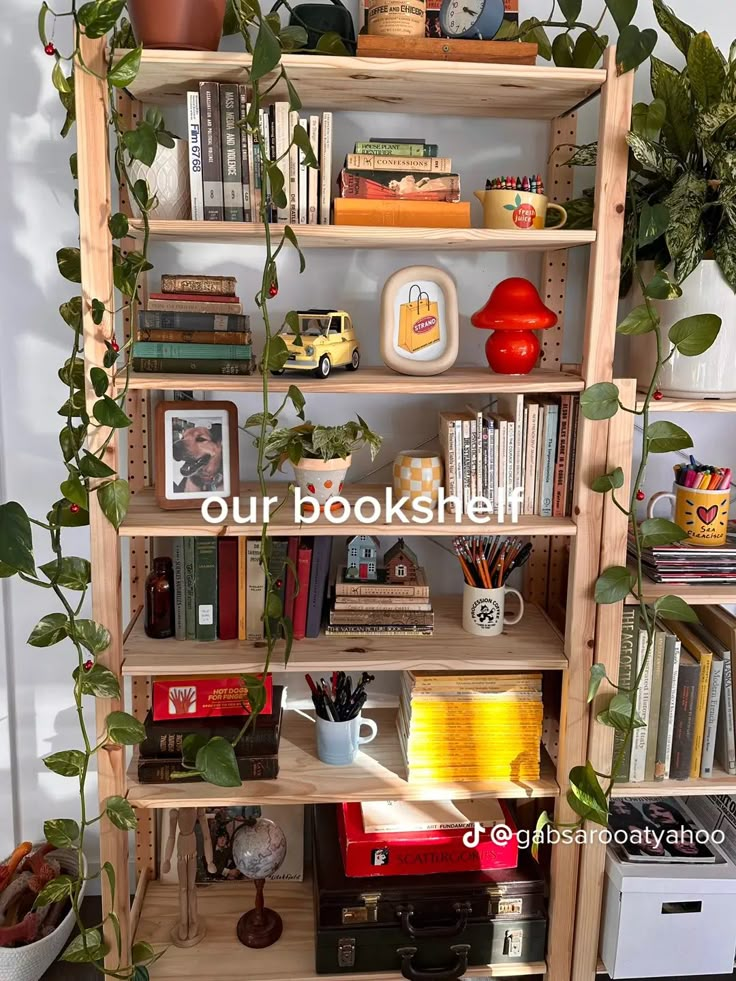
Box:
[132, 342, 252, 360]
[195, 538, 218, 641]
[611, 606, 638, 779]
[184, 536, 196, 641]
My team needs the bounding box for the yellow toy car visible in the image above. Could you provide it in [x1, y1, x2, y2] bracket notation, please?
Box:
[274, 309, 360, 379]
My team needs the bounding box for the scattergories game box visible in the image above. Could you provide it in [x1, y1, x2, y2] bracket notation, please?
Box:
[337, 800, 518, 877]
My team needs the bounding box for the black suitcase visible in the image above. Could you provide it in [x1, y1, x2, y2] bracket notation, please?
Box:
[312, 805, 547, 976]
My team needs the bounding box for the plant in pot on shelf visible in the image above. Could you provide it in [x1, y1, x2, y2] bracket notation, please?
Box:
[128, 0, 227, 51]
[257, 417, 383, 513]
[565, 6, 736, 397]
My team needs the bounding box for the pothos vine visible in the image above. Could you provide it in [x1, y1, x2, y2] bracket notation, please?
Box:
[0, 0, 315, 975]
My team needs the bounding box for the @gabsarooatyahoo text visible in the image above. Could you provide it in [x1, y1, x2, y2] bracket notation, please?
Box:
[461, 822, 725, 851]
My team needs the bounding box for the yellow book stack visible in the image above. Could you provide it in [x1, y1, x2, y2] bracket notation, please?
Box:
[397, 672, 543, 782]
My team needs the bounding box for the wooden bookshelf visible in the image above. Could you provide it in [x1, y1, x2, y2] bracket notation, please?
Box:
[626, 582, 736, 605]
[72, 38, 634, 981]
[638, 395, 736, 412]
[118, 49, 606, 118]
[120, 484, 579, 539]
[611, 766, 736, 798]
[127, 708, 560, 808]
[136, 879, 547, 981]
[122, 597, 566, 676]
[116, 365, 586, 395]
[127, 220, 596, 251]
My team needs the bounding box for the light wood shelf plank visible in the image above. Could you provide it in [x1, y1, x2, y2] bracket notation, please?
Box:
[122, 597, 566, 676]
[120, 484, 578, 538]
[136, 879, 546, 980]
[638, 395, 736, 412]
[115, 366, 585, 395]
[127, 708, 559, 807]
[626, 582, 736, 605]
[128, 220, 596, 251]
[612, 764, 736, 798]
[120, 49, 606, 118]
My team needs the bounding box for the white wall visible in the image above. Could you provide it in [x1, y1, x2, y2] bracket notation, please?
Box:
[1, 0, 734, 870]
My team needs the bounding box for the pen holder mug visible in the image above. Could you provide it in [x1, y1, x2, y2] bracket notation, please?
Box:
[648, 483, 732, 547]
[462, 584, 524, 637]
[315, 713, 378, 766]
[473, 189, 567, 231]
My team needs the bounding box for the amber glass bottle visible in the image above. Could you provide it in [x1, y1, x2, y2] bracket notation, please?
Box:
[145, 556, 175, 639]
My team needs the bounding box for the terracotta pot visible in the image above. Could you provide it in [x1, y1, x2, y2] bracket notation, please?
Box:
[292, 456, 351, 513]
[128, 0, 227, 51]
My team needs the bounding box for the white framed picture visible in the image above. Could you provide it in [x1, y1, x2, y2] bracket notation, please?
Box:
[155, 400, 239, 510]
[380, 266, 459, 376]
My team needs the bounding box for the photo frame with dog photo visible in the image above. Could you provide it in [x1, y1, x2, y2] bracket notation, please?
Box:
[155, 400, 240, 510]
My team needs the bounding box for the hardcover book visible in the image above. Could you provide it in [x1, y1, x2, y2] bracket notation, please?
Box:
[333, 199, 471, 228]
[217, 537, 238, 641]
[132, 357, 255, 376]
[161, 275, 236, 295]
[186, 92, 204, 221]
[194, 538, 218, 641]
[339, 169, 460, 202]
[220, 83, 244, 222]
[152, 674, 273, 722]
[139, 310, 250, 333]
[138, 753, 279, 783]
[199, 81, 224, 221]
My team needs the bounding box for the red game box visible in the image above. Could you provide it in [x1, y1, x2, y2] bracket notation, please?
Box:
[152, 674, 272, 722]
[337, 800, 518, 877]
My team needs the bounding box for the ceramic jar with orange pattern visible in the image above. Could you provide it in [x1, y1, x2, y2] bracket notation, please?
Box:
[393, 450, 443, 510]
[292, 456, 351, 514]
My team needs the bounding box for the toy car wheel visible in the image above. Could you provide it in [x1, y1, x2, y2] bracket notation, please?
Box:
[346, 349, 360, 371]
[315, 355, 331, 378]
[270, 368, 285, 375]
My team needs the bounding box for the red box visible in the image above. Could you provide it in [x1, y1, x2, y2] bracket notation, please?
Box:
[152, 674, 272, 721]
[337, 801, 518, 877]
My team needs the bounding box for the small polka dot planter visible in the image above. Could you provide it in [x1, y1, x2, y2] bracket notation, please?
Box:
[292, 455, 352, 513]
[393, 450, 443, 510]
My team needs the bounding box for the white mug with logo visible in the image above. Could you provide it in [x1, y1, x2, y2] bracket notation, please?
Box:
[462, 584, 524, 637]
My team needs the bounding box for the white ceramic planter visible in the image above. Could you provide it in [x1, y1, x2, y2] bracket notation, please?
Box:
[127, 138, 191, 221]
[292, 455, 351, 512]
[0, 848, 87, 981]
[625, 260, 736, 398]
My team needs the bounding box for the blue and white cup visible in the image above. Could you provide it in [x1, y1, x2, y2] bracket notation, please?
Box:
[462, 584, 524, 637]
[315, 713, 378, 766]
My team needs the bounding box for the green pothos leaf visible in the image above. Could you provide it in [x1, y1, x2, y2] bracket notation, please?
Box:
[595, 566, 635, 604]
[588, 663, 607, 702]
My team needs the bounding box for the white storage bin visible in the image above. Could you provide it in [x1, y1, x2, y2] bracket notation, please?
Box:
[601, 844, 736, 978]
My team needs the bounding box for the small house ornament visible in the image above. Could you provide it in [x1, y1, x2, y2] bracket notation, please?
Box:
[345, 535, 381, 581]
[384, 539, 419, 584]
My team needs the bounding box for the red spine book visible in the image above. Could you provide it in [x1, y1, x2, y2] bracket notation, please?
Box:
[283, 536, 300, 625]
[337, 801, 518, 877]
[293, 541, 313, 640]
[217, 537, 239, 640]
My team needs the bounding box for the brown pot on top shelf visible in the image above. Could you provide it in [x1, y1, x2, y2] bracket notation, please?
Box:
[128, 0, 227, 51]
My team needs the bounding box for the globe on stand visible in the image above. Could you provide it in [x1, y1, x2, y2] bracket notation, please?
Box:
[232, 817, 287, 949]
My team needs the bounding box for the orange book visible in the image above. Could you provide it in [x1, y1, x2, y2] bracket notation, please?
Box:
[333, 198, 471, 228]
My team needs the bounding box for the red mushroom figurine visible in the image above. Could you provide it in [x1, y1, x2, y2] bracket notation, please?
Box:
[471, 278, 558, 375]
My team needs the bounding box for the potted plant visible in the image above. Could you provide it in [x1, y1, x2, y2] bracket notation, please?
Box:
[128, 0, 227, 51]
[262, 418, 383, 511]
[565, 3, 736, 397]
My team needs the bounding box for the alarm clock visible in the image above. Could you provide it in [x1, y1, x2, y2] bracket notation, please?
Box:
[438, 0, 504, 39]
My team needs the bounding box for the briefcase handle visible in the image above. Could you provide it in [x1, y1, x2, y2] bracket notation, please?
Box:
[397, 902, 472, 939]
[397, 944, 470, 981]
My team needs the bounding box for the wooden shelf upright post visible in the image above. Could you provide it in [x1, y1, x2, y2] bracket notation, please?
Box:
[545, 48, 633, 981]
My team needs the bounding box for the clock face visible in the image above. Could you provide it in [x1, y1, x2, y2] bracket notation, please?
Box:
[439, 0, 504, 38]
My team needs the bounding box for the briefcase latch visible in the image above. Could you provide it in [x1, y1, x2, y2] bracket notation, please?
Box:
[342, 892, 380, 924]
[337, 937, 356, 968]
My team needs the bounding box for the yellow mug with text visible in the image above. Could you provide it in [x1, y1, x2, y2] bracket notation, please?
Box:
[648, 483, 732, 547]
[474, 189, 568, 231]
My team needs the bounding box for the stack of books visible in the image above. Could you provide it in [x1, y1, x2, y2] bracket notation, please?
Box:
[397, 672, 543, 782]
[439, 394, 579, 517]
[612, 604, 736, 782]
[168, 536, 333, 643]
[334, 138, 470, 228]
[629, 527, 736, 584]
[189, 82, 332, 225]
[137, 683, 284, 783]
[132, 274, 254, 376]
[327, 566, 434, 637]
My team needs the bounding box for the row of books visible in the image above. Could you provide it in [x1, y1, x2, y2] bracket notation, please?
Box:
[189, 83, 332, 225]
[334, 137, 470, 229]
[167, 536, 333, 642]
[630, 527, 736, 584]
[613, 605, 736, 782]
[138, 684, 284, 784]
[327, 563, 434, 637]
[132, 274, 255, 376]
[438, 395, 579, 517]
[398, 672, 543, 783]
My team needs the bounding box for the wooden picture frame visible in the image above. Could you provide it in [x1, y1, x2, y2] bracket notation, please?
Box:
[380, 265, 459, 376]
[154, 400, 240, 511]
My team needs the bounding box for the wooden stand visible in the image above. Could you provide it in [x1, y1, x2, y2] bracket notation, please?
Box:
[236, 880, 283, 949]
[71, 43, 633, 981]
